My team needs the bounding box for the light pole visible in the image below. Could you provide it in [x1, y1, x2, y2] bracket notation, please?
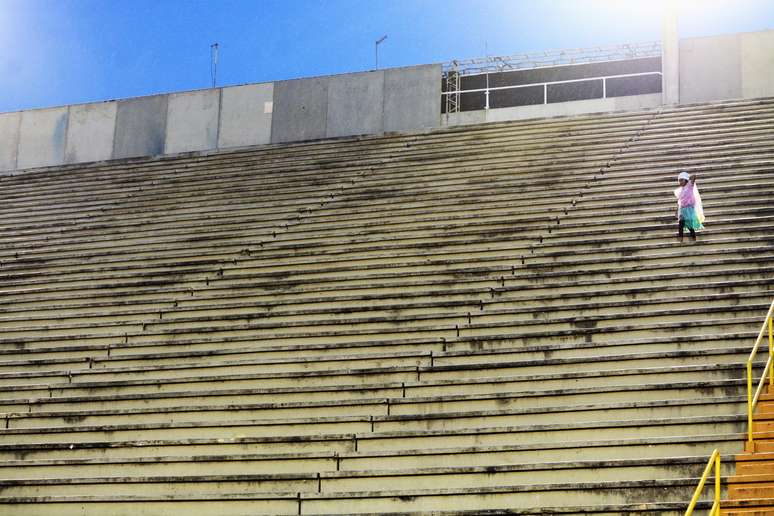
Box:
[375, 35, 387, 69]
[210, 43, 219, 88]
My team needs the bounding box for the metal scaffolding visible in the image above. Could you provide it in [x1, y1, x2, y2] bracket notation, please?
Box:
[444, 65, 461, 118]
[442, 41, 661, 77]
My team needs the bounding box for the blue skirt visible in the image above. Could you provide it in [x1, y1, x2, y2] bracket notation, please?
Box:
[679, 206, 704, 231]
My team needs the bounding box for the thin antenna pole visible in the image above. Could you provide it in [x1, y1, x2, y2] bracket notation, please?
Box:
[375, 35, 387, 69]
[210, 43, 219, 88]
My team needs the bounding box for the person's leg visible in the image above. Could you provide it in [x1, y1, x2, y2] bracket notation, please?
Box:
[689, 228, 696, 241]
[678, 218, 685, 242]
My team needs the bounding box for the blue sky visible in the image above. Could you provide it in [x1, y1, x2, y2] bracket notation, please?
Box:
[1, 0, 773, 113]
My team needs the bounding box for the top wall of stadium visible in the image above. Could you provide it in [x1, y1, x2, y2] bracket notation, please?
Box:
[1, 29, 773, 173]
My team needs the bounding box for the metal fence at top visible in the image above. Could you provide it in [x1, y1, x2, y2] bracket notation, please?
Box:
[443, 41, 662, 77]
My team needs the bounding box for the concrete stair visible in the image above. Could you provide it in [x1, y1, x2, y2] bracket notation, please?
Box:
[0, 96, 773, 514]
[721, 390, 774, 515]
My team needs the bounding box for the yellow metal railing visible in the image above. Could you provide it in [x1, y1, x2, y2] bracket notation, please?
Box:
[746, 300, 774, 448]
[685, 301, 774, 515]
[685, 449, 721, 516]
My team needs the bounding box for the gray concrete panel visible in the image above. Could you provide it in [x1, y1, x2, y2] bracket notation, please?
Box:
[65, 102, 117, 164]
[165, 89, 220, 154]
[741, 30, 774, 99]
[0, 112, 20, 172]
[442, 110, 486, 127]
[16, 107, 69, 169]
[218, 83, 273, 149]
[384, 64, 441, 133]
[326, 71, 384, 138]
[679, 34, 742, 104]
[113, 95, 168, 159]
[661, 7, 679, 105]
[271, 77, 329, 144]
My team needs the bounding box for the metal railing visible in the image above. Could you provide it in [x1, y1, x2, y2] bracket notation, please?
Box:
[685, 449, 721, 516]
[685, 300, 774, 514]
[746, 299, 774, 447]
[441, 71, 662, 110]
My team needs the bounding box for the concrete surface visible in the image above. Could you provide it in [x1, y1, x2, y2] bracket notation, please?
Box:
[0, 112, 20, 172]
[443, 93, 662, 126]
[661, 6, 679, 105]
[271, 77, 329, 144]
[384, 64, 441, 133]
[218, 83, 274, 149]
[741, 30, 774, 99]
[16, 107, 69, 169]
[680, 34, 742, 104]
[65, 102, 117, 164]
[113, 95, 169, 159]
[165, 90, 220, 154]
[326, 71, 385, 138]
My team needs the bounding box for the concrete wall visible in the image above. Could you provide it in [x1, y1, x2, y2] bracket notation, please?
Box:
[385, 65, 441, 133]
[679, 29, 774, 104]
[0, 63, 442, 172]
[271, 64, 441, 144]
[218, 83, 274, 148]
[165, 90, 220, 154]
[661, 5, 680, 105]
[271, 77, 330, 144]
[17, 107, 69, 169]
[680, 34, 742, 104]
[0, 112, 21, 171]
[66, 102, 117, 164]
[740, 30, 774, 99]
[113, 95, 169, 159]
[326, 71, 384, 138]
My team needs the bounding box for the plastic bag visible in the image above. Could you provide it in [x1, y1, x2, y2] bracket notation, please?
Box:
[673, 184, 705, 226]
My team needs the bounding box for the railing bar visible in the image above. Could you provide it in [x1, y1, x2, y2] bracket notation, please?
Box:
[769, 317, 773, 387]
[696, 301, 773, 513]
[685, 449, 719, 516]
[747, 302, 774, 362]
[753, 356, 772, 407]
[749, 360, 755, 444]
[714, 452, 721, 510]
[440, 72, 663, 96]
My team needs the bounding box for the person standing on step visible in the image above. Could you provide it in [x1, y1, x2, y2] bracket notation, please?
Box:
[674, 171, 704, 243]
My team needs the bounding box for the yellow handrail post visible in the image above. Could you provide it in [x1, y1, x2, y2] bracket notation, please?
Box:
[713, 451, 720, 514]
[746, 301, 774, 450]
[769, 316, 773, 389]
[748, 360, 754, 446]
[685, 449, 720, 516]
[687, 302, 774, 514]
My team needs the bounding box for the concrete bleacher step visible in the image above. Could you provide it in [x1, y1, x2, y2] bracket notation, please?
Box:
[0, 374, 749, 418]
[0, 277, 768, 339]
[2, 238, 771, 309]
[0, 306, 761, 367]
[0, 411, 747, 459]
[0, 456, 737, 499]
[0, 332, 757, 389]
[0, 349, 749, 407]
[2, 395, 749, 441]
[3, 158, 768, 270]
[0, 287, 766, 346]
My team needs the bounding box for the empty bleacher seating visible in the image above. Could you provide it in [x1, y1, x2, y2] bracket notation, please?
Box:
[0, 96, 773, 515]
